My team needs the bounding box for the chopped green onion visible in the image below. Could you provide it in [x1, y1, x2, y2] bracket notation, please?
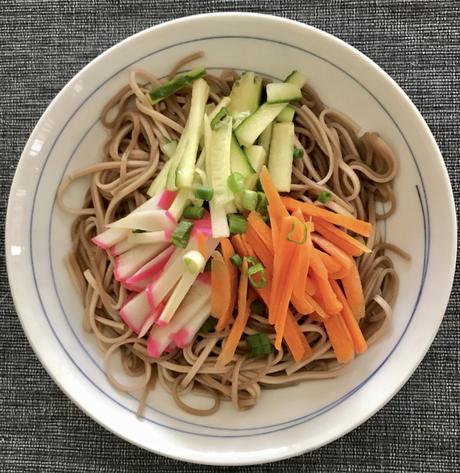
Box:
[200, 317, 216, 333]
[287, 220, 308, 245]
[183, 205, 205, 220]
[230, 253, 243, 267]
[318, 191, 331, 204]
[160, 139, 178, 158]
[247, 262, 267, 288]
[241, 189, 258, 211]
[210, 107, 228, 129]
[246, 333, 273, 358]
[293, 147, 304, 159]
[194, 186, 214, 201]
[149, 66, 206, 103]
[228, 214, 246, 234]
[257, 192, 268, 209]
[255, 179, 263, 192]
[227, 172, 246, 195]
[250, 299, 267, 315]
[183, 250, 206, 273]
[204, 259, 212, 272]
[171, 220, 193, 248]
[132, 229, 147, 233]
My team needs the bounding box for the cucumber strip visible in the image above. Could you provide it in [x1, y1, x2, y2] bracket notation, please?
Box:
[268, 122, 295, 192]
[266, 83, 302, 103]
[228, 72, 262, 128]
[284, 70, 308, 88]
[210, 200, 230, 238]
[277, 106, 295, 123]
[147, 161, 172, 197]
[244, 145, 267, 189]
[230, 133, 255, 176]
[258, 123, 273, 154]
[160, 139, 178, 158]
[208, 96, 231, 121]
[149, 66, 206, 104]
[204, 114, 233, 207]
[235, 103, 287, 147]
[169, 78, 210, 190]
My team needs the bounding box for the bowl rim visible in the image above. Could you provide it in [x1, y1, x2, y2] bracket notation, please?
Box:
[6, 12, 457, 465]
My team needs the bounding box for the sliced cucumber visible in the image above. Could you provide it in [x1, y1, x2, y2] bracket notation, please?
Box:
[147, 160, 172, 197]
[228, 72, 262, 128]
[284, 70, 307, 88]
[244, 145, 267, 189]
[268, 122, 295, 192]
[277, 106, 295, 123]
[230, 134, 255, 177]
[258, 123, 273, 154]
[149, 66, 206, 104]
[168, 78, 209, 190]
[160, 139, 178, 158]
[266, 83, 302, 104]
[235, 103, 287, 147]
[208, 96, 231, 121]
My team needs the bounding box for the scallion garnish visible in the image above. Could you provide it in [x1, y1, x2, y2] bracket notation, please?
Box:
[210, 107, 228, 129]
[183, 205, 205, 220]
[241, 189, 258, 211]
[247, 262, 267, 288]
[246, 332, 273, 358]
[230, 253, 243, 267]
[318, 191, 331, 204]
[228, 214, 246, 234]
[227, 172, 246, 195]
[287, 220, 308, 245]
[194, 186, 214, 201]
[171, 220, 193, 248]
[183, 250, 205, 273]
[293, 147, 304, 159]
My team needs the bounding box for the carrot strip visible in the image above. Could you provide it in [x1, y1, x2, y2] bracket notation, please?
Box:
[323, 313, 355, 363]
[216, 260, 251, 366]
[281, 196, 372, 237]
[309, 251, 342, 314]
[305, 276, 316, 295]
[245, 224, 273, 271]
[211, 252, 231, 320]
[316, 249, 343, 274]
[341, 262, 365, 319]
[216, 238, 238, 331]
[196, 231, 207, 257]
[247, 211, 273, 252]
[330, 280, 367, 353]
[314, 219, 370, 257]
[311, 233, 353, 271]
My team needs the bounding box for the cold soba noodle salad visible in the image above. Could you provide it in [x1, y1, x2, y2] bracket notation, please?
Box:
[58, 53, 409, 416]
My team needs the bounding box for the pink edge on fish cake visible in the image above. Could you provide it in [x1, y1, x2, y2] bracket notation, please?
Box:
[119, 307, 141, 334]
[91, 236, 111, 251]
[120, 280, 144, 293]
[172, 328, 190, 348]
[113, 256, 123, 282]
[164, 342, 177, 353]
[138, 314, 154, 338]
[164, 229, 173, 241]
[156, 318, 168, 327]
[146, 337, 162, 358]
[157, 190, 177, 210]
[197, 272, 211, 285]
[125, 245, 174, 284]
[165, 210, 177, 225]
[152, 301, 165, 321]
[146, 284, 156, 312]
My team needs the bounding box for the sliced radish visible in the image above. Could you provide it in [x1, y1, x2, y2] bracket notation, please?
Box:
[125, 245, 174, 285]
[146, 280, 210, 358]
[107, 210, 174, 232]
[114, 242, 168, 281]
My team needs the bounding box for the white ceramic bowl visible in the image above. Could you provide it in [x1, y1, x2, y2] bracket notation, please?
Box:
[6, 13, 456, 465]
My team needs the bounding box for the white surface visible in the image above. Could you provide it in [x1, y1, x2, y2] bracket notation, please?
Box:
[6, 13, 456, 466]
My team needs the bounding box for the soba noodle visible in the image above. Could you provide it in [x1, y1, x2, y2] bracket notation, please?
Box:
[58, 53, 410, 416]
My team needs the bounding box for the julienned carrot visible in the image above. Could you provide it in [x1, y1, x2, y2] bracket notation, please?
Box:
[273, 217, 306, 349]
[314, 219, 371, 257]
[311, 233, 353, 271]
[211, 252, 231, 320]
[323, 312, 355, 363]
[247, 211, 273, 253]
[216, 238, 238, 331]
[196, 231, 207, 257]
[341, 262, 365, 319]
[281, 196, 372, 237]
[306, 276, 316, 295]
[316, 249, 343, 274]
[241, 234, 255, 257]
[245, 224, 273, 271]
[309, 251, 342, 314]
[233, 233, 312, 362]
[216, 260, 252, 366]
[330, 279, 367, 353]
